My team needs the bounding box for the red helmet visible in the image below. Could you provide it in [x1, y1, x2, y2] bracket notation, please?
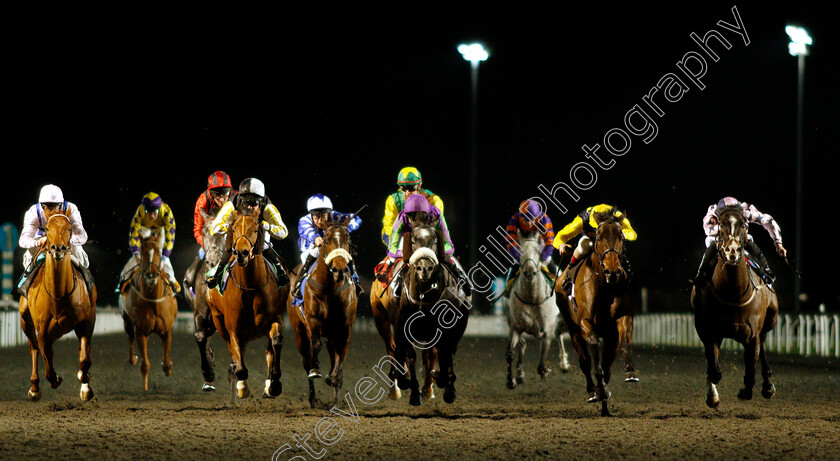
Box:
[207, 171, 232, 191]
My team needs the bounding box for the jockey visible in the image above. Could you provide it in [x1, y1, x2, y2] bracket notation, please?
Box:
[118, 192, 180, 294]
[206, 177, 290, 288]
[554, 204, 637, 293]
[380, 167, 444, 247]
[502, 199, 557, 298]
[291, 194, 363, 298]
[184, 171, 233, 292]
[692, 196, 787, 286]
[17, 184, 94, 296]
[387, 194, 471, 297]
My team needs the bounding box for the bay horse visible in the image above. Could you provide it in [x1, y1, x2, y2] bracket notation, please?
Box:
[555, 214, 637, 416]
[183, 209, 226, 391]
[505, 232, 570, 390]
[393, 225, 470, 406]
[287, 224, 357, 408]
[691, 205, 778, 408]
[370, 259, 438, 401]
[121, 230, 177, 390]
[206, 213, 285, 400]
[19, 209, 97, 401]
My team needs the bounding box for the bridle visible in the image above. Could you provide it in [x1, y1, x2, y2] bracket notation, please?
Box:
[43, 214, 78, 300]
[592, 223, 625, 279]
[229, 215, 271, 291]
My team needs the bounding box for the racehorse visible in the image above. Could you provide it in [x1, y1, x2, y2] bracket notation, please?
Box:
[393, 225, 470, 406]
[19, 209, 97, 401]
[287, 224, 358, 408]
[504, 232, 570, 390]
[206, 213, 285, 400]
[555, 213, 637, 416]
[183, 209, 226, 391]
[121, 230, 177, 390]
[371, 259, 438, 401]
[691, 205, 779, 408]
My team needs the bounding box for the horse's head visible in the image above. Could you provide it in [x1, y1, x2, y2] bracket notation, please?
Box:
[231, 214, 263, 267]
[409, 226, 439, 283]
[201, 210, 226, 268]
[139, 230, 163, 287]
[717, 205, 746, 266]
[518, 235, 542, 285]
[593, 215, 626, 286]
[323, 225, 352, 285]
[44, 209, 72, 261]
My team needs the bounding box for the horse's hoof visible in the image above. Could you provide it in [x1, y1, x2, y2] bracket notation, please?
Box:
[422, 386, 435, 400]
[202, 382, 217, 392]
[80, 383, 93, 401]
[389, 387, 401, 400]
[50, 376, 63, 389]
[263, 379, 282, 398]
[538, 366, 552, 380]
[706, 383, 720, 408]
[515, 376, 524, 384]
[587, 392, 599, 403]
[409, 391, 422, 407]
[396, 376, 411, 391]
[308, 369, 322, 379]
[625, 371, 640, 382]
[28, 389, 42, 402]
[560, 363, 571, 374]
[443, 386, 456, 404]
[324, 376, 333, 386]
[236, 380, 250, 399]
[737, 388, 753, 401]
[598, 386, 612, 402]
[506, 377, 517, 390]
[129, 356, 137, 365]
[761, 382, 776, 399]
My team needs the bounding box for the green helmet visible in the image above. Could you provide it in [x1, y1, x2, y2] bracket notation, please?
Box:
[397, 167, 422, 186]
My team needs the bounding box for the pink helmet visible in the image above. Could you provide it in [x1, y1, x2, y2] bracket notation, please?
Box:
[404, 194, 430, 214]
[717, 196, 740, 209]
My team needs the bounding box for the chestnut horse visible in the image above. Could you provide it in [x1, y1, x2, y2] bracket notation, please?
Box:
[370, 259, 438, 401]
[121, 230, 177, 390]
[555, 214, 637, 416]
[19, 210, 97, 401]
[691, 205, 779, 408]
[206, 213, 285, 400]
[393, 226, 470, 406]
[183, 209, 226, 391]
[287, 224, 357, 408]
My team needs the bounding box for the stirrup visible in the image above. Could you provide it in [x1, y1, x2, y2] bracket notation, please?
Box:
[292, 281, 303, 299]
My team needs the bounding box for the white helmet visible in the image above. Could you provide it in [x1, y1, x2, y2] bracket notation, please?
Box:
[239, 178, 265, 197]
[39, 184, 64, 203]
[307, 194, 333, 212]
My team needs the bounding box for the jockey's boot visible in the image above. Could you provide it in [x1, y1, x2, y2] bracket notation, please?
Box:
[691, 245, 718, 287]
[746, 240, 775, 284]
[17, 261, 40, 298]
[348, 259, 364, 297]
[444, 257, 472, 297]
[207, 249, 233, 289]
[292, 254, 317, 299]
[502, 264, 519, 298]
[77, 264, 96, 294]
[392, 264, 406, 299]
[561, 256, 581, 294]
[264, 246, 290, 286]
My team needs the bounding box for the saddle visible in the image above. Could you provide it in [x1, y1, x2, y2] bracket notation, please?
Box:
[374, 258, 403, 288]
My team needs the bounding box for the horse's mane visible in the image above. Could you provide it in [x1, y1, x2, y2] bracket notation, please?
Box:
[593, 207, 625, 225]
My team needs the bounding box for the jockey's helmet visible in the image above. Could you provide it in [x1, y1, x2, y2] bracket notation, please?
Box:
[38, 184, 64, 204]
[207, 171, 232, 192]
[307, 194, 333, 213]
[236, 178, 266, 211]
[404, 194, 430, 214]
[717, 196, 740, 209]
[397, 167, 422, 187]
[239, 178, 265, 197]
[142, 192, 163, 212]
[518, 199, 543, 230]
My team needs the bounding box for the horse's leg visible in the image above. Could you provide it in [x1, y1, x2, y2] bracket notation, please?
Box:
[137, 329, 150, 391]
[758, 334, 775, 399]
[515, 335, 526, 384]
[393, 327, 412, 391]
[39, 335, 62, 390]
[406, 344, 422, 406]
[557, 332, 571, 373]
[437, 345, 457, 404]
[263, 321, 283, 398]
[76, 322, 94, 401]
[122, 308, 137, 365]
[195, 309, 217, 391]
[737, 338, 759, 400]
[421, 347, 437, 400]
[293, 323, 317, 408]
[20, 306, 41, 401]
[161, 329, 173, 377]
[537, 331, 553, 380]
[328, 331, 352, 408]
[620, 316, 639, 382]
[571, 331, 597, 402]
[373, 307, 400, 399]
[587, 334, 607, 403]
[703, 338, 722, 408]
[227, 332, 250, 399]
[598, 331, 620, 417]
[506, 330, 519, 389]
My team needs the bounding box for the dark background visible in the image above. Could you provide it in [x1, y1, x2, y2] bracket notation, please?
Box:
[5, 5, 838, 313]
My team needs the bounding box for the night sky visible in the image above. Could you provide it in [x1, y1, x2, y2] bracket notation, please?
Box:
[5, 5, 838, 313]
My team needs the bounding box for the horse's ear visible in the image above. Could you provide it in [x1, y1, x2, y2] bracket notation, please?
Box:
[401, 231, 413, 263]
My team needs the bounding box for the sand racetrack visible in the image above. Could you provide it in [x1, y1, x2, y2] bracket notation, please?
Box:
[1, 320, 838, 460]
